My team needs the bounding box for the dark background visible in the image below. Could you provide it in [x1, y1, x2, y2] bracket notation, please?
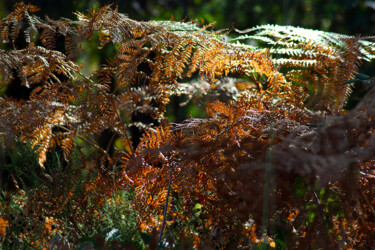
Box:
[2, 0, 375, 34]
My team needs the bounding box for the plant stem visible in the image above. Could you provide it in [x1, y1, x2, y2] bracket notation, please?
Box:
[157, 165, 173, 247]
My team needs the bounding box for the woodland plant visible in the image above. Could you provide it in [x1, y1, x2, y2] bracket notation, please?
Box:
[0, 2, 375, 249]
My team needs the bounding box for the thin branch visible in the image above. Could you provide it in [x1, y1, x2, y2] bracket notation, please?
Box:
[359, 187, 375, 217]
[105, 130, 117, 153]
[311, 190, 331, 247]
[157, 164, 173, 247]
[59, 125, 105, 153]
[58, 125, 116, 171]
[111, 97, 134, 154]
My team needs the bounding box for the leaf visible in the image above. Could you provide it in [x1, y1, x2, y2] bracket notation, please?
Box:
[103, 228, 122, 242]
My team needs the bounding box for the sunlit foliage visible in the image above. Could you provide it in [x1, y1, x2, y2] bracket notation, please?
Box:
[1, 3, 375, 248]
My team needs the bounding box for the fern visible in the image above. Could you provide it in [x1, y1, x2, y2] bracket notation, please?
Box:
[1, 3, 375, 248]
[232, 24, 374, 111]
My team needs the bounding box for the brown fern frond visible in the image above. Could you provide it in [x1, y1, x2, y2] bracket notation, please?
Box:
[2, 3, 375, 248]
[124, 84, 316, 239]
[40, 25, 57, 50]
[0, 3, 39, 47]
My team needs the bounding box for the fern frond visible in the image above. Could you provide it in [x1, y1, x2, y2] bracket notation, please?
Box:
[2, 4, 375, 248]
[233, 24, 374, 111]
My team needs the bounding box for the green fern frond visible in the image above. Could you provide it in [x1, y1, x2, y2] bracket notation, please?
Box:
[231, 24, 374, 111]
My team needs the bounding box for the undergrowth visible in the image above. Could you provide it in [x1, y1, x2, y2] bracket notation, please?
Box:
[0, 2, 375, 249]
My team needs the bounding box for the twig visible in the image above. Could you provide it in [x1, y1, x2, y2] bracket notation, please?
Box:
[157, 165, 173, 247]
[359, 187, 375, 217]
[58, 125, 116, 171]
[106, 131, 117, 154]
[112, 98, 134, 154]
[59, 125, 105, 153]
[338, 217, 347, 249]
[311, 190, 331, 247]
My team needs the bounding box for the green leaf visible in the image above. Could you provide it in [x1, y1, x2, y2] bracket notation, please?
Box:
[103, 228, 122, 242]
[193, 203, 202, 210]
[356, 73, 370, 80]
[344, 79, 358, 85]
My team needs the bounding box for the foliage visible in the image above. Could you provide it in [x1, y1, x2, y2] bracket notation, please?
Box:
[1, 2, 375, 248]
